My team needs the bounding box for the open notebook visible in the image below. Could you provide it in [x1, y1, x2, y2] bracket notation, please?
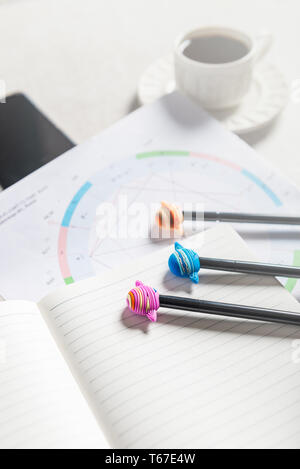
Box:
[1, 224, 300, 449]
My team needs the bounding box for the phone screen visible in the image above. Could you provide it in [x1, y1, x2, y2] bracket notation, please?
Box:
[0, 93, 75, 189]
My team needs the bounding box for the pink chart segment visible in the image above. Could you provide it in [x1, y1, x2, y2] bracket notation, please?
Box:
[58, 182, 92, 285]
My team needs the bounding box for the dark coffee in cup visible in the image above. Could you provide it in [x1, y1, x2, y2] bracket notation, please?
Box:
[180, 35, 250, 64]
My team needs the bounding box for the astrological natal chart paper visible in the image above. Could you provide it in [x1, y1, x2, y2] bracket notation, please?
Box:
[0, 92, 300, 301]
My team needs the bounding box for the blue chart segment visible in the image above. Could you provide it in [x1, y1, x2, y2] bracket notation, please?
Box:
[58, 150, 285, 286]
[241, 170, 282, 207]
[62, 182, 93, 227]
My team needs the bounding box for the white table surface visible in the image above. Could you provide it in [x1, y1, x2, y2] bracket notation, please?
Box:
[0, 0, 299, 187]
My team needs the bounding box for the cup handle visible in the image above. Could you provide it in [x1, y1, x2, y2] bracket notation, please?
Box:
[253, 31, 273, 62]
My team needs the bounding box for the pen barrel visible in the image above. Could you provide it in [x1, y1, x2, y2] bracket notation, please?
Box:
[159, 295, 300, 327]
[199, 257, 300, 278]
[183, 211, 300, 225]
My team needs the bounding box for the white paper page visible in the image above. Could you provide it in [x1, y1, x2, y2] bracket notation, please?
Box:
[1, 92, 300, 302]
[39, 225, 300, 449]
[0, 301, 107, 449]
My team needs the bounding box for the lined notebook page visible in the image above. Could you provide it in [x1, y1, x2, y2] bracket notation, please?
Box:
[39, 225, 300, 449]
[0, 301, 106, 449]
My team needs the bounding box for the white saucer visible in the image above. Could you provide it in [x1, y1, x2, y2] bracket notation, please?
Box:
[138, 55, 289, 135]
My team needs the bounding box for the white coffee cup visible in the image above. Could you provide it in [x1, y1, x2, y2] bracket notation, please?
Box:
[174, 26, 272, 110]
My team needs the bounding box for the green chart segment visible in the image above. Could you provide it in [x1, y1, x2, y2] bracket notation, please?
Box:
[286, 251, 300, 293]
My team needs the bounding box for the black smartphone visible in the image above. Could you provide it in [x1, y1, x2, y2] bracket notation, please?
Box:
[0, 93, 75, 189]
